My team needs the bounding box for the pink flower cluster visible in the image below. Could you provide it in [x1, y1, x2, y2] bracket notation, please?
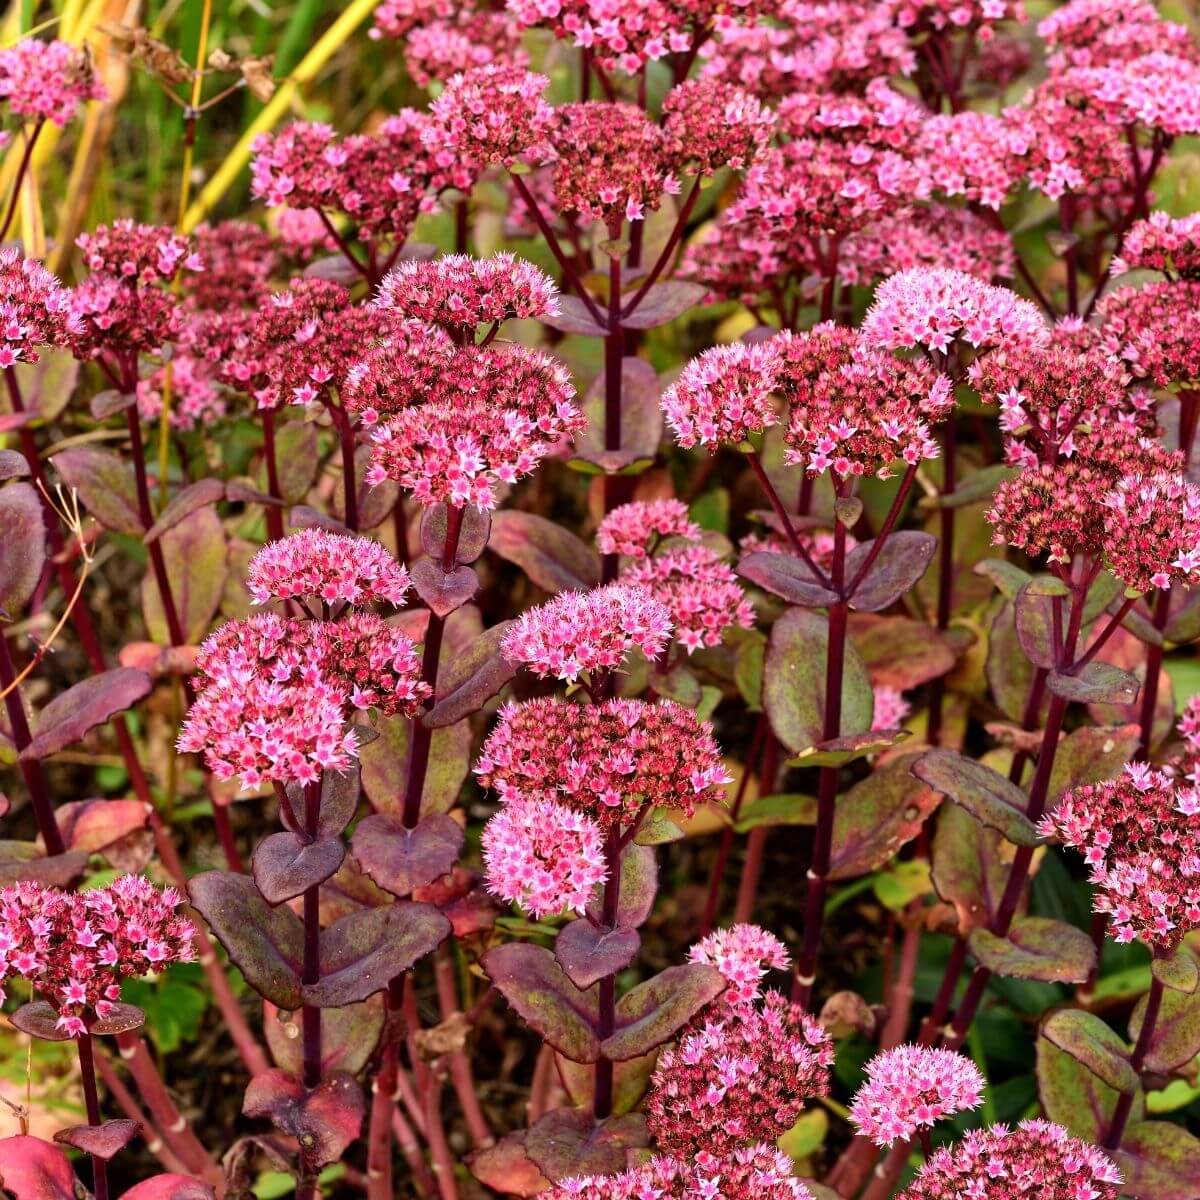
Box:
[375, 252, 558, 331]
[863, 267, 1046, 356]
[481, 794, 606, 918]
[1038, 0, 1196, 70]
[475, 696, 730, 829]
[624, 543, 756, 651]
[547, 1144, 815, 1200]
[918, 111, 1030, 210]
[1040, 764, 1200, 950]
[849, 1045, 985, 1147]
[1067, 53, 1200, 140]
[136, 354, 226, 433]
[341, 319, 458, 423]
[886, 0, 1025, 37]
[596, 499, 702, 559]
[1099, 280, 1200, 388]
[661, 79, 775, 177]
[186, 221, 278, 311]
[499, 584, 672, 682]
[687, 924, 790, 1007]
[0, 250, 78, 368]
[0, 877, 195, 1037]
[900, 1119, 1122, 1200]
[0, 38, 106, 126]
[404, 12, 527, 88]
[427, 64, 553, 168]
[371, 0, 456, 40]
[1115, 211, 1200, 279]
[246, 531, 412, 608]
[1102, 472, 1200, 593]
[872, 685, 911, 731]
[661, 340, 781, 450]
[178, 612, 428, 789]
[76, 220, 201, 283]
[647, 990, 834, 1154]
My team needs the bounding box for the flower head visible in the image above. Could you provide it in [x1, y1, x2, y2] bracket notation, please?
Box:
[596, 499, 702, 559]
[187, 221, 278, 311]
[0, 38, 105, 126]
[341, 319, 458, 423]
[426, 64, 553, 168]
[624, 543, 756, 651]
[1117, 211, 1200, 279]
[687, 924, 791, 1007]
[1099, 280, 1200, 388]
[371, 0, 456, 40]
[1103, 471, 1200, 593]
[136, 353, 226, 432]
[872, 686, 911, 731]
[481, 795, 606, 918]
[0, 250, 78, 369]
[661, 340, 781, 450]
[500, 584, 672, 681]
[849, 1045, 985, 1148]
[899, 1118, 1122, 1200]
[376, 252, 558, 330]
[1038, 0, 1196, 70]
[475, 696, 729, 830]
[917, 110, 1031, 210]
[0, 877, 194, 1035]
[647, 991, 834, 1155]
[247, 531, 412, 608]
[661, 79, 775, 177]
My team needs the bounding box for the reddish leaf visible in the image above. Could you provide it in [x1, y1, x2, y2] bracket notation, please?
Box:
[141, 508, 228, 644]
[421, 504, 492, 564]
[555, 1050, 658, 1116]
[410, 559, 479, 617]
[585, 844, 658, 930]
[243, 1069, 364, 1168]
[482, 943, 601, 1064]
[281, 767, 361, 840]
[968, 917, 1096, 984]
[1129, 968, 1200, 1073]
[603, 963, 725, 1062]
[1048, 662, 1140, 705]
[0, 483, 45, 617]
[738, 552, 839, 609]
[849, 615, 957, 691]
[425, 620, 518, 728]
[620, 281, 707, 330]
[572, 358, 663, 473]
[540, 294, 608, 337]
[121, 1177, 215, 1200]
[0, 1136, 78, 1200]
[489, 511, 600, 593]
[91, 1003, 148, 1036]
[143, 479, 226, 544]
[1037, 1033, 1138, 1143]
[54, 1120, 140, 1160]
[845, 532, 936, 612]
[931, 804, 1009, 934]
[264, 997, 384, 1078]
[1114, 1121, 1200, 1200]
[1013, 581, 1060, 669]
[468, 1130, 549, 1197]
[252, 833, 346, 906]
[1041, 1010, 1136, 1093]
[912, 749, 1039, 847]
[1047, 724, 1140, 808]
[555, 920, 640, 989]
[0, 450, 30, 481]
[350, 813, 463, 898]
[9, 1002, 73, 1041]
[360, 711, 470, 819]
[53, 447, 143, 535]
[524, 1109, 649, 1182]
[0, 844, 88, 887]
[21, 669, 152, 761]
[54, 799, 150, 854]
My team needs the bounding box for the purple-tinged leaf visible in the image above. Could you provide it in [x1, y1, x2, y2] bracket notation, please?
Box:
[818, 991, 877, 1040]
[1037, 1033, 1138, 1143]
[122, 1176, 216, 1200]
[21, 669, 152, 761]
[1130, 967, 1200, 1073]
[1047, 724, 1140, 808]
[252, 833, 346, 906]
[586, 843, 658, 931]
[143, 478, 226, 544]
[764, 608, 872, 754]
[556, 1051, 658, 1116]
[54, 799, 150, 854]
[987, 600, 1045, 723]
[524, 1109, 649, 1182]
[89, 389, 136, 420]
[302, 255, 366, 286]
[845, 531, 937, 612]
[1152, 948, 1199, 995]
[738, 552, 839, 608]
[968, 917, 1096, 984]
[621, 281, 707, 330]
[975, 558, 1034, 601]
[188, 871, 304, 1008]
[572, 358, 662, 474]
[53, 446, 143, 535]
[0, 843, 88, 888]
[9, 1002, 73, 1041]
[912, 749, 1040, 847]
[425, 620, 518, 728]
[482, 943, 601, 1064]
[849, 615, 957, 691]
[789, 730, 910, 768]
[421, 504, 492, 564]
[0, 1136, 78, 1200]
[54, 1120, 140, 1160]
[359, 713, 470, 819]
[0, 450, 30, 481]
[282, 766, 361, 840]
[489, 511, 600, 593]
[467, 1130, 550, 1197]
[306, 901, 450, 1007]
[0, 483, 44, 617]
[1113, 1121, 1200, 1200]
[1048, 662, 1140, 705]
[264, 997, 384, 1078]
[410, 559, 479, 617]
[1041, 1009, 1137, 1093]
[141, 507, 228, 644]
[350, 813, 463, 898]
[14, 353, 79, 425]
[602, 963, 726, 1062]
[1013, 580, 1064, 669]
[225, 481, 286, 510]
[540, 294, 608, 337]
[931, 804, 1009, 935]
[555, 921, 641, 989]
[91, 1002, 148, 1036]
[243, 1069, 364, 1168]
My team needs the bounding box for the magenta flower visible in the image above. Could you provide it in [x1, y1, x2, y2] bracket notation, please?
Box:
[186, 221, 279, 311]
[1099, 280, 1200, 388]
[499, 584, 672, 682]
[375, 252, 558, 330]
[481, 795, 606, 919]
[1038, 0, 1195, 70]
[341, 319, 458, 424]
[917, 110, 1031, 210]
[900, 1118, 1122, 1200]
[1102, 471, 1200, 593]
[661, 79, 775, 177]
[371, 0, 456, 40]
[475, 696, 730, 830]
[596, 499, 702, 559]
[872, 686, 911, 732]
[687, 924, 791, 1007]
[0, 249, 78, 369]
[0, 38, 106, 127]
[661, 341, 782, 450]
[404, 12, 527, 87]
[136, 353, 225, 433]
[1116, 210, 1200, 279]
[0, 877, 195, 1037]
[246, 531, 412, 609]
[849, 1045, 985, 1148]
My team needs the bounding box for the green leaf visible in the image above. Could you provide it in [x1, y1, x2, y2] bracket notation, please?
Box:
[1041, 1009, 1137, 1093]
[734, 793, 813, 833]
[912, 749, 1040, 847]
[968, 917, 1096, 984]
[873, 861, 932, 912]
[1037, 1033, 1140, 1142]
[1115, 1121, 1200, 1200]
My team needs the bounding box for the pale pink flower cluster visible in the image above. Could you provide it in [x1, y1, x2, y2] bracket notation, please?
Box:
[481, 794, 606, 918]
[547, 1144, 815, 1199]
[0, 250, 78, 368]
[872, 686, 911, 731]
[687, 924, 790, 1007]
[136, 354, 226, 432]
[371, 0, 456, 40]
[900, 1119, 1122, 1200]
[661, 79, 775, 177]
[376, 252, 558, 330]
[597, 499, 702, 559]
[426, 64, 553, 168]
[863, 267, 1046, 355]
[624, 543, 756, 651]
[886, 0, 1024, 37]
[246, 531, 412, 608]
[76, 220, 202, 283]
[647, 991, 834, 1154]
[500, 584, 672, 682]
[404, 12, 527, 88]
[1067, 53, 1200, 139]
[1038, 0, 1196, 70]
[1102, 471, 1200, 593]
[1098, 280, 1200, 388]
[661, 341, 781, 450]
[917, 111, 1031, 210]
[475, 696, 730, 829]
[849, 1045, 985, 1147]
[1180, 696, 1200, 758]
[0, 38, 106, 126]
[1115, 210, 1200, 279]
[0, 878, 195, 1037]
